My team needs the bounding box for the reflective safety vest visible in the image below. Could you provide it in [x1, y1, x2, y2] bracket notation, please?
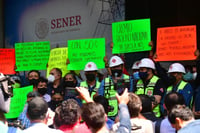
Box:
[167, 80, 193, 107]
[80, 81, 100, 103]
[135, 75, 161, 117]
[104, 75, 129, 117]
[167, 80, 187, 93]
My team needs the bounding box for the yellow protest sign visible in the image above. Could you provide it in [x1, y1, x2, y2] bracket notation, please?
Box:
[47, 47, 69, 77]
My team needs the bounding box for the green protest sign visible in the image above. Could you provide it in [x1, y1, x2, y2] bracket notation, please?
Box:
[68, 38, 105, 70]
[47, 47, 69, 77]
[5, 86, 33, 119]
[112, 18, 151, 54]
[15, 41, 50, 71]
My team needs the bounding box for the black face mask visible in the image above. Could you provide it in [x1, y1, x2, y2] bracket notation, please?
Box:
[63, 81, 76, 87]
[37, 88, 47, 95]
[139, 71, 148, 80]
[86, 74, 96, 82]
[168, 75, 176, 85]
[111, 69, 123, 77]
[51, 100, 63, 111]
[29, 79, 39, 86]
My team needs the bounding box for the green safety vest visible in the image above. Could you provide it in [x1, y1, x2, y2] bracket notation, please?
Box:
[80, 80, 100, 103]
[167, 80, 187, 93]
[104, 75, 129, 117]
[167, 80, 193, 107]
[135, 75, 161, 117]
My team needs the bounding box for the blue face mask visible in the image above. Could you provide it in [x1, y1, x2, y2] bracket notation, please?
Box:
[133, 72, 140, 80]
[183, 72, 193, 81]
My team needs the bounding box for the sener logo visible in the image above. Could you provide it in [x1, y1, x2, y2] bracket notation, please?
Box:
[51, 15, 81, 29]
[35, 18, 49, 39]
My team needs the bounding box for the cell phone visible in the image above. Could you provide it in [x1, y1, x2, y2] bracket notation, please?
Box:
[65, 87, 79, 97]
[114, 79, 130, 95]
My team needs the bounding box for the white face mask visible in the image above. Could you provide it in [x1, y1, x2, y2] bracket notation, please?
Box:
[193, 72, 197, 80]
[48, 74, 55, 83]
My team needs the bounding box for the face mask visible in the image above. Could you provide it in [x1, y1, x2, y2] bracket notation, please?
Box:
[64, 81, 75, 87]
[139, 72, 148, 80]
[86, 74, 96, 82]
[48, 74, 55, 83]
[51, 100, 62, 108]
[183, 72, 193, 81]
[168, 75, 176, 85]
[133, 72, 140, 80]
[37, 87, 47, 95]
[193, 72, 197, 80]
[111, 69, 122, 77]
[29, 79, 39, 86]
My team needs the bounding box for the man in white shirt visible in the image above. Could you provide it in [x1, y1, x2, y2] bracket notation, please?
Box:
[23, 97, 62, 133]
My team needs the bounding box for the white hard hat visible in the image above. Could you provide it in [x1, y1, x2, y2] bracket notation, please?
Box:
[132, 61, 140, 70]
[138, 58, 155, 70]
[84, 62, 98, 71]
[168, 63, 186, 74]
[109, 56, 124, 67]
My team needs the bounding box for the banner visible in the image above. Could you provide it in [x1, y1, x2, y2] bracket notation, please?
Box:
[47, 47, 69, 77]
[0, 49, 15, 74]
[156, 25, 196, 61]
[112, 18, 151, 54]
[15, 41, 50, 71]
[68, 38, 105, 70]
[5, 85, 33, 119]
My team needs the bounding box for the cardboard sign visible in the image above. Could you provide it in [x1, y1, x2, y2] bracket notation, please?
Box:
[112, 18, 151, 54]
[15, 41, 50, 71]
[47, 47, 69, 77]
[5, 85, 33, 119]
[156, 25, 196, 61]
[0, 49, 16, 74]
[68, 38, 105, 70]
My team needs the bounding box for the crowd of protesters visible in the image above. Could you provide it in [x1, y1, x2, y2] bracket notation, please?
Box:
[1, 42, 200, 133]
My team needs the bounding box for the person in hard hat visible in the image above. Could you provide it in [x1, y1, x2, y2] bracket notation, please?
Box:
[130, 61, 140, 92]
[80, 62, 100, 100]
[135, 58, 166, 118]
[167, 63, 193, 107]
[98, 55, 130, 120]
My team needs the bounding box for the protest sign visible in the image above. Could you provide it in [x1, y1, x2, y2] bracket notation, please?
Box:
[5, 85, 33, 119]
[68, 38, 105, 70]
[47, 47, 69, 77]
[0, 49, 15, 74]
[15, 41, 50, 71]
[112, 18, 151, 54]
[156, 25, 196, 61]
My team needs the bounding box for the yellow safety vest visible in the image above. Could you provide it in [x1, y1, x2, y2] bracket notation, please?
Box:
[167, 80, 193, 107]
[80, 81, 100, 103]
[135, 75, 161, 117]
[167, 80, 187, 93]
[104, 75, 129, 117]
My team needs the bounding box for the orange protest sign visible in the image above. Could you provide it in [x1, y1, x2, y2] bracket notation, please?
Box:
[0, 49, 16, 74]
[156, 25, 196, 61]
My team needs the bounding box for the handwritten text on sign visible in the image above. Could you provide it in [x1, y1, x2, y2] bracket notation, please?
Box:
[68, 38, 105, 70]
[156, 25, 196, 61]
[112, 18, 151, 54]
[47, 48, 69, 77]
[15, 41, 50, 71]
[0, 49, 15, 74]
[5, 85, 33, 119]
